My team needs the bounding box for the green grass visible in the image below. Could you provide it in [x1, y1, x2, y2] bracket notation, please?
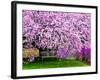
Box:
[23, 58, 89, 70]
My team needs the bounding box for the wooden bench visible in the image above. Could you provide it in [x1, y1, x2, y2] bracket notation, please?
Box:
[40, 50, 57, 62]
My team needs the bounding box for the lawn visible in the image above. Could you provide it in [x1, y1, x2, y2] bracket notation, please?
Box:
[23, 58, 89, 70]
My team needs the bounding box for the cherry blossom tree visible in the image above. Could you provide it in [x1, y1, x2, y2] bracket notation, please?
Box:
[22, 10, 91, 60]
